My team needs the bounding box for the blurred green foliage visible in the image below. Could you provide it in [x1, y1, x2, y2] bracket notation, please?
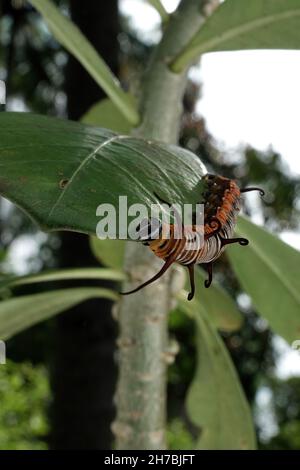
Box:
[167, 419, 195, 450]
[268, 420, 300, 450]
[264, 377, 300, 450]
[0, 360, 50, 449]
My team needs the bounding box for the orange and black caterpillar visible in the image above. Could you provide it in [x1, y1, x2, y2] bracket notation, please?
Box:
[121, 173, 264, 301]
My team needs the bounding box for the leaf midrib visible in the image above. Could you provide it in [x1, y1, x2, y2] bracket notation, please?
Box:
[46, 134, 126, 221]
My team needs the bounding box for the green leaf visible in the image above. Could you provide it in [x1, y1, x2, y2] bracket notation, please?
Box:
[227, 216, 300, 344]
[90, 238, 126, 270]
[0, 287, 118, 340]
[194, 268, 243, 332]
[172, 0, 300, 72]
[81, 98, 133, 134]
[0, 113, 207, 236]
[178, 265, 243, 333]
[0, 267, 125, 290]
[29, 0, 139, 125]
[183, 302, 256, 449]
[178, 284, 242, 333]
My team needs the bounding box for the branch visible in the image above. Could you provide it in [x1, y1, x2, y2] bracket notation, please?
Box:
[29, 0, 140, 125]
[146, 0, 169, 23]
[114, 0, 211, 450]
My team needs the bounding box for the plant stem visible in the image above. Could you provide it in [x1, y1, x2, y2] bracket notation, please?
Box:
[147, 0, 169, 24]
[113, 0, 211, 450]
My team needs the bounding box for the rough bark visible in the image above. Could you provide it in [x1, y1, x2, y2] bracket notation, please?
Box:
[114, 0, 214, 450]
[50, 0, 119, 450]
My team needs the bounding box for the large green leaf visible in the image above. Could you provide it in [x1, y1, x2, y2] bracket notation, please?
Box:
[227, 216, 300, 344]
[29, 0, 139, 125]
[178, 284, 242, 333]
[182, 301, 256, 449]
[0, 113, 207, 236]
[0, 267, 125, 290]
[90, 238, 126, 270]
[81, 98, 133, 134]
[172, 0, 300, 71]
[194, 268, 243, 332]
[81, 100, 133, 260]
[0, 287, 118, 340]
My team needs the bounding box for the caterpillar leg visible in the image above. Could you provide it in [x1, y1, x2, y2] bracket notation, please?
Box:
[220, 237, 249, 247]
[240, 187, 265, 197]
[187, 264, 195, 301]
[204, 262, 213, 288]
[120, 256, 174, 296]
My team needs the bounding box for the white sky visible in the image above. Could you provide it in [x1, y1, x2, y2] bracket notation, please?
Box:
[274, 335, 300, 379]
[198, 50, 300, 176]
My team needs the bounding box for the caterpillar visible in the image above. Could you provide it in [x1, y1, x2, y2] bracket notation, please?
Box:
[121, 173, 264, 301]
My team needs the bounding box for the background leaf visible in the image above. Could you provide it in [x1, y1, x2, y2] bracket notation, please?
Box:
[193, 268, 243, 332]
[29, 0, 139, 125]
[90, 238, 126, 270]
[178, 291, 241, 334]
[0, 267, 125, 290]
[172, 0, 300, 71]
[0, 113, 207, 236]
[183, 302, 256, 449]
[0, 287, 118, 340]
[227, 216, 300, 344]
[81, 98, 133, 134]
[178, 268, 243, 333]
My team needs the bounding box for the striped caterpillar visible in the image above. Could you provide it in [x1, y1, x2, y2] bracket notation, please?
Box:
[121, 174, 264, 301]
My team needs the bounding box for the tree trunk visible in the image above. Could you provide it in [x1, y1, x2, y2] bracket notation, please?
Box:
[50, 0, 119, 450]
[114, 0, 214, 450]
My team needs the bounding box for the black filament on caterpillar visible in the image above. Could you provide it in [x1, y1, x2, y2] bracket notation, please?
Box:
[121, 174, 265, 301]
